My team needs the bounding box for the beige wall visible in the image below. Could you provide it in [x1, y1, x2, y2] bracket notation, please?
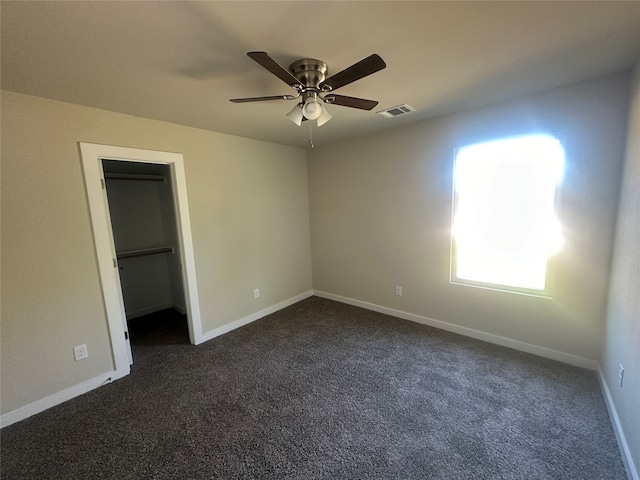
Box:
[308, 73, 630, 363]
[1, 91, 312, 415]
[1, 71, 634, 433]
[603, 64, 640, 477]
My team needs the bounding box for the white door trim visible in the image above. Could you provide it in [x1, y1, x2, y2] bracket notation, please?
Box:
[80, 143, 203, 378]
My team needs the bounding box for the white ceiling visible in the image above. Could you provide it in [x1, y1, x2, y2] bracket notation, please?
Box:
[2, 1, 640, 148]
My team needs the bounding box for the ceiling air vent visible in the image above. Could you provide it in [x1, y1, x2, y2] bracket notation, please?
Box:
[376, 104, 414, 118]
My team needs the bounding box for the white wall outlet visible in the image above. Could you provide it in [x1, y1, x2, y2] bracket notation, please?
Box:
[395, 285, 403, 296]
[254, 288, 260, 299]
[619, 363, 624, 387]
[73, 344, 88, 361]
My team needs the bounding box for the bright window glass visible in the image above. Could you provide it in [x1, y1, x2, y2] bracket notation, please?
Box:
[451, 134, 564, 293]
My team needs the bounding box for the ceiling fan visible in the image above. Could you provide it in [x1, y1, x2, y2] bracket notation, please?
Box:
[230, 51, 386, 127]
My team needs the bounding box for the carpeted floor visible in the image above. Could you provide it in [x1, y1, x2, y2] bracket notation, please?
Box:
[0, 297, 626, 479]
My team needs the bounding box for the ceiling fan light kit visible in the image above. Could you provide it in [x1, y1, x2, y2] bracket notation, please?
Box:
[230, 51, 386, 132]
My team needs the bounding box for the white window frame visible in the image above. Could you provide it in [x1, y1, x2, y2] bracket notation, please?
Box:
[449, 134, 565, 298]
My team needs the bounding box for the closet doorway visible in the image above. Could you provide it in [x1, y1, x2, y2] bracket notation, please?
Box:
[81, 143, 202, 378]
[103, 160, 189, 356]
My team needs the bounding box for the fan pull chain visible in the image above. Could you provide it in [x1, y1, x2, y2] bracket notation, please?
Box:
[308, 122, 314, 148]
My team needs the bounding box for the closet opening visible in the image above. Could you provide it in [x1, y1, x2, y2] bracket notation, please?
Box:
[102, 160, 190, 358]
[81, 142, 202, 378]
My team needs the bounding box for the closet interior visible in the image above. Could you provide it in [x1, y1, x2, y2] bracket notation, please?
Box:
[102, 160, 189, 349]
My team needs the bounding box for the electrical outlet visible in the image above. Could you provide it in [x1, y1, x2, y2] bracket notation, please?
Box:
[73, 344, 88, 361]
[395, 285, 403, 296]
[619, 363, 624, 388]
[254, 288, 260, 299]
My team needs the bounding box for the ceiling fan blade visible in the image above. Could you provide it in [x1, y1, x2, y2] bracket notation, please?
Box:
[323, 94, 378, 111]
[247, 52, 304, 89]
[230, 94, 296, 103]
[319, 54, 386, 92]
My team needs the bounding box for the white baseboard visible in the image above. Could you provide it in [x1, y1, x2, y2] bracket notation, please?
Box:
[172, 303, 186, 315]
[597, 365, 639, 480]
[313, 290, 597, 370]
[0, 369, 128, 429]
[197, 290, 314, 345]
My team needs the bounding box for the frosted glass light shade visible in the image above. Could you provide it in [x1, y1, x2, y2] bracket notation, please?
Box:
[317, 106, 332, 127]
[286, 104, 304, 126]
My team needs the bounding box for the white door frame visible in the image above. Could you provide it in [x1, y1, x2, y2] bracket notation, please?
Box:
[80, 143, 203, 377]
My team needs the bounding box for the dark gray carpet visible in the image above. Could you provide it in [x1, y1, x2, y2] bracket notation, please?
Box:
[1, 297, 626, 479]
[127, 307, 191, 348]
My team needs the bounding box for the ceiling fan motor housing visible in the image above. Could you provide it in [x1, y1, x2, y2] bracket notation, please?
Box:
[289, 59, 328, 94]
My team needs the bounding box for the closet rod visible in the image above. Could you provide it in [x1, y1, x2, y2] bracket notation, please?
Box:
[104, 173, 165, 182]
[117, 246, 174, 260]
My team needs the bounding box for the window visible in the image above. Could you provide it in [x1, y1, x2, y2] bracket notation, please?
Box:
[451, 134, 564, 295]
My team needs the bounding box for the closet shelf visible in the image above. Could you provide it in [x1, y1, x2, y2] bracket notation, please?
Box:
[116, 246, 174, 260]
[105, 173, 165, 182]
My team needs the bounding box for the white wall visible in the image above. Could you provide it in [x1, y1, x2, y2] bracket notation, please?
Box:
[0, 91, 312, 416]
[308, 73, 630, 364]
[602, 63, 640, 479]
